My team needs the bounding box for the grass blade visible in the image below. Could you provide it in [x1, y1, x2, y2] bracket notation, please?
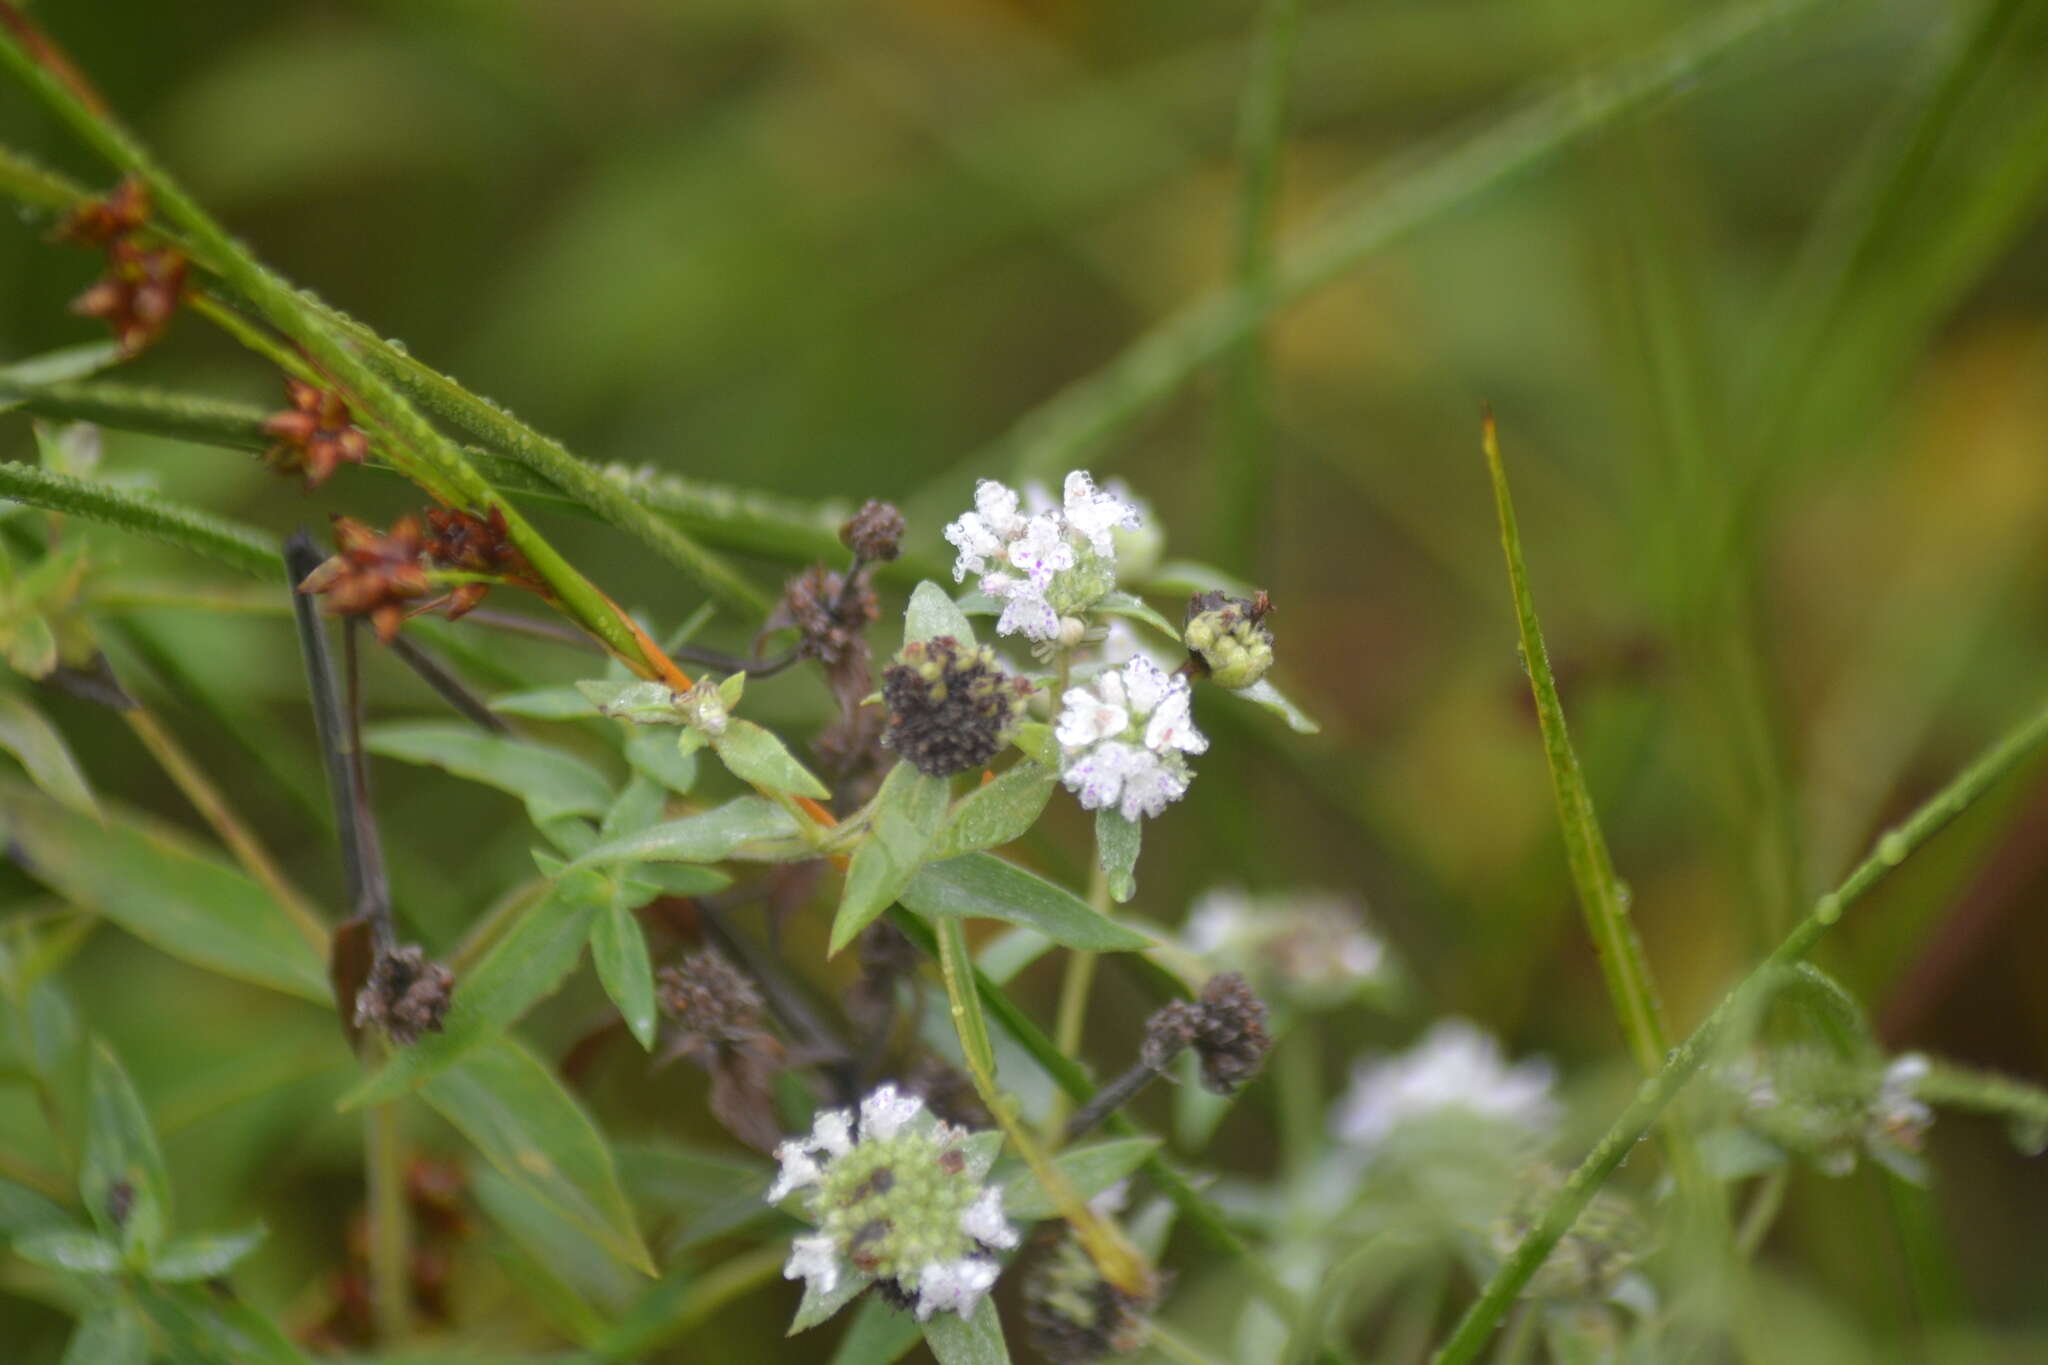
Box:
[0, 460, 278, 578]
[1480, 414, 1669, 1072]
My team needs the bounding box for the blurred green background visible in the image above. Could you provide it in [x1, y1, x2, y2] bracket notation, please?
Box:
[4, 0, 2048, 1360]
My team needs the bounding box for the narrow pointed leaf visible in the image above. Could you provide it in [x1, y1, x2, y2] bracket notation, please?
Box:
[790, 1270, 873, 1335]
[711, 718, 831, 800]
[1094, 809, 1141, 905]
[13, 1227, 120, 1273]
[420, 1035, 654, 1277]
[591, 888, 658, 1050]
[1093, 591, 1180, 641]
[149, 1224, 267, 1282]
[625, 728, 699, 796]
[0, 692, 96, 817]
[906, 581, 977, 647]
[930, 763, 1056, 862]
[921, 1298, 1011, 1364]
[130, 1280, 311, 1364]
[1235, 678, 1320, 734]
[0, 782, 327, 1001]
[900, 855, 1153, 951]
[490, 685, 600, 719]
[341, 868, 609, 1108]
[570, 796, 798, 870]
[830, 762, 950, 954]
[365, 723, 613, 823]
[0, 462, 279, 578]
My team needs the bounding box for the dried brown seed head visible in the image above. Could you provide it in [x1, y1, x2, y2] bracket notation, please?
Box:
[354, 943, 454, 1046]
[840, 499, 906, 562]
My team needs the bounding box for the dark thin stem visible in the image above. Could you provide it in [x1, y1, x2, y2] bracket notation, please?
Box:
[287, 533, 363, 913]
[386, 635, 511, 735]
[459, 607, 602, 651]
[342, 621, 394, 948]
[1064, 1052, 1177, 1142]
[670, 643, 803, 679]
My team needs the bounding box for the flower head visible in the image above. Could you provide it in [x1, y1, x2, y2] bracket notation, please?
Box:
[1715, 1044, 1934, 1178]
[297, 516, 431, 643]
[944, 472, 1139, 642]
[882, 635, 1033, 777]
[262, 379, 371, 489]
[1055, 657, 1205, 821]
[1333, 1020, 1559, 1154]
[768, 1084, 1016, 1326]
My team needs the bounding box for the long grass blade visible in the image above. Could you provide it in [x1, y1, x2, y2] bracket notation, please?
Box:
[0, 460, 278, 578]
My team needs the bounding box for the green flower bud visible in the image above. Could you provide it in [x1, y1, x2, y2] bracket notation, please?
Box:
[1182, 591, 1274, 690]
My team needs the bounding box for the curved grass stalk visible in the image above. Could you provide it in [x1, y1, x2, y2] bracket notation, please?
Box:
[0, 460, 279, 578]
[1430, 688, 2048, 1365]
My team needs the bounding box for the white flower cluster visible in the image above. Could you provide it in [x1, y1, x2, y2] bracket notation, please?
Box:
[769, 1084, 1017, 1323]
[944, 471, 1139, 642]
[1333, 1019, 1559, 1153]
[1055, 656, 1207, 821]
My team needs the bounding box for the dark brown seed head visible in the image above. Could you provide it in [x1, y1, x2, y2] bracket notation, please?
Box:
[354, 943, 454, 1046]
[657, 948, 767, 1047]
[881, 635, 1032, 778]
[840, 499, 906, 562]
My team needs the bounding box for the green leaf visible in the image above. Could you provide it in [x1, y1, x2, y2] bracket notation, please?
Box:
[0, 462, 279, 579]
[0, 343, 124, 416]
[130, 1279, 311, 1364]
[490, 686, 600, 719]
[570, 796, 799, 870]
[1000, 1138, 1160, 1220]
[789, 1268, 872, 1334]
[900, 855, 1153, 952]
[1235, 678, 1320, 735]
[1482, 419, 1667, 1077]
[830, 762, 951, 955]
[6, 612, 57, 679]
[422, 1037, 654, 1276]
[906, 581, 976, 646]
[829, 1295, 924, 1365]
[625, 728, 699, 796]
[470, 1166, 631, 1342]
[930, 763, 1056, 862]
[1010, 722, 1057, 766]
[0, 784, 329, 1000]
[591, 888, 658, 1050]
[602, 773, 667, 842]
[1093, 590, 1180, 641]
[149, 1224, 267, 1282]
[0, 1177, 71, 1239]
[13, 1227, 120, 1274]
[341, 869, 610, 1108]
[0, 691, 96, 817]
[711, 718, 831, 800]
[365, 723, 613, 824]
[60, 1303, 149, 1365]
[577, 679, 686, 725]
[81, 1041, 170, 1259]
[1094, 808, 1141, 905]
[921, 1298, 1011, 1364]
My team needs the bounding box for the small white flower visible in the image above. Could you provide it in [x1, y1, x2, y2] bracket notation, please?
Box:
[785, 1233, 842, 1296]
[959, 1187, 1018, 1250]
[1056, 687, 1130, 749]
[1056, 660, 1206, 821]
[860, 1083, 925, 1142]
[1181, 887, 1389, 1008]
[1334, 1019, 1558, 1153]
[942, 470, 1142, 642]
[767, 1141, 823, 1203]
[915, 1256, 1000, 1321]
[1060, 470, 1141, 556]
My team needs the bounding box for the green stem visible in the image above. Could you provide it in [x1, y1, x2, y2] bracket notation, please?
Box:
[1150, 1320, 1237, 1365]
[1215, 0, 1304, 575]
[1046, 859, 1107, 1142]
[365, 1101, 412, 1346]
[0, 26, 649, 667]
[1430, 689, 2048, 1365]
[0, 460, 278, 579]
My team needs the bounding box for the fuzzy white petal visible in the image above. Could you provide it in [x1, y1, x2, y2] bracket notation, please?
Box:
[766, 1141, 823, 1204]
[1063, 742, 1137, 811]
[1061, 470, 1141, 555]
[959, 1187, 1018, 1250]
[914, 1257, 1000, 1321]
[809, 1108, 856, 1159]
[859, 1084, 925, 1142]
[1056, 688, 1129, 750]
[1332, 1019, 1558, 1152]
[995, 590, 1061, 641]
[1115, 750, 1187, 821]
[785, 1234, 842, 1295]
[1142, 683, 1207, 756]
